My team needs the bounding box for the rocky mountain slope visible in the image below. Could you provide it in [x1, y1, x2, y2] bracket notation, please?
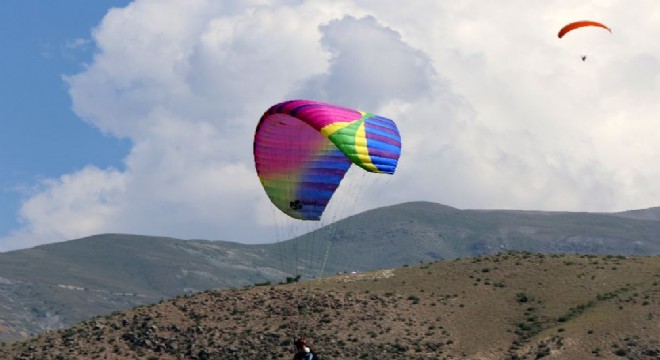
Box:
[1, 201, 659, 342]
[1, 252, 658, 359]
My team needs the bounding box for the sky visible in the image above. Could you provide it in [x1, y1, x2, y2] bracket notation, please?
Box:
[2, 0, 660, 252]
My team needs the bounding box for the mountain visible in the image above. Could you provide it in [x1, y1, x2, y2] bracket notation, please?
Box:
[1, 252, 658, 359]
[0, 234, 287, 342]
[315, 202, 660, 271]
[1, 201, 660, 342]
[613, 206, 660, 221]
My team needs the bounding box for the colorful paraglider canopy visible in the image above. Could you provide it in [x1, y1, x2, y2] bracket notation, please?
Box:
[558, 21, 611, 39]
[253, 100, 402, 221]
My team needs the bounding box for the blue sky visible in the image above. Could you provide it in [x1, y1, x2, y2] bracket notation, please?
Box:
[1, 1, 659, 251]
[0, 0, 131, 235]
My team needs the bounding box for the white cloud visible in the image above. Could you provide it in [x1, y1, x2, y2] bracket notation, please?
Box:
[292, 15, 436, 110]
[3, 0, 660, 251]
[1, 166, 126, 251]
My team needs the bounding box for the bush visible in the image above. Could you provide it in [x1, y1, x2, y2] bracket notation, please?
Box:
[516, 292, 529, 303]
[613, 348, 629, 356]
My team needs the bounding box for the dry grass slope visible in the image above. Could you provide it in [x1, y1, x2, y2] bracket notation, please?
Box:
[1, 252, 658, 359]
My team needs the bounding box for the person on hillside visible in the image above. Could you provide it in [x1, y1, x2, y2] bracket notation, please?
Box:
[293, 338, 318, 360]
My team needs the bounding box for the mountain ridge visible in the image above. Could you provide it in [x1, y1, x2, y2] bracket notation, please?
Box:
[1, 201, 659, 342]
[2, 252, 658, 359]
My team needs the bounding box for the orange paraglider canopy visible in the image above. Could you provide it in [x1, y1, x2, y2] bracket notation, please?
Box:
[558, 21, 611, 38]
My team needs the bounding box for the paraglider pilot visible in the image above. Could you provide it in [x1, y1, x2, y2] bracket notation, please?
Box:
[293, 338, 318, 360]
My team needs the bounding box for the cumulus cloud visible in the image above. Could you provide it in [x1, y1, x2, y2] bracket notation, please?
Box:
[291, 15, 436, 110]
[0, 166, 126, 250]
[3, 0, 660, 251]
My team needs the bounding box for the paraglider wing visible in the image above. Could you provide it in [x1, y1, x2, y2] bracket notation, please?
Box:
[558, 21, 611, 38]
[253, 100, 401, 220]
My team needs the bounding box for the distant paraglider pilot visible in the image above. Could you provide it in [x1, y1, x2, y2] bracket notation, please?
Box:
[557, 20, 611, 63]
[293, 338, 318, 360]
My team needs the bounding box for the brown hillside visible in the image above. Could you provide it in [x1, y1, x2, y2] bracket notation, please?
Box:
[1, 252, 658, 359]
